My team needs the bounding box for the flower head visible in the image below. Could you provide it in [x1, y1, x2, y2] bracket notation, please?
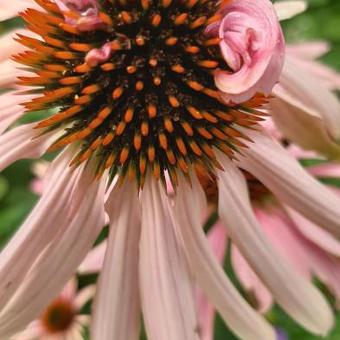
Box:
[10, 0, 274, 187]
[1, 1, 340, 340]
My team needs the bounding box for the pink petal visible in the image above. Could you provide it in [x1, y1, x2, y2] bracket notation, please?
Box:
[0, 92, 36, 135]
[287, 41, 330, 60]
[0, 150, 95, 308]
[77, 241, 106, 274]
[195, 222, 228, 340]
[217, 154, 333, 335]
[238, 129, 340, 240]
[0, 0, 40, 21]
[60, 278, 78, 301]
[140, 177, 199, 340]
[0, 123, 56, 172]
[0, 60, 20, 88]
[0, 29, 31, 63]
[74, 285, 95, 310]
[274, 1, 307, 21]
[272, 56, 340, 154]
[254, 207, 310, 278]
[284, 207, 340, 257]
[308, 162, 340, 178]
[91, 182, 141, 340]
[172, 175, 275, 340]
[0, 178, 106, 338]
[231, 245, 273, 313]
[212, 0, 285, 103]
[12, 320, 43, 340]
[270, 97, 340, 158]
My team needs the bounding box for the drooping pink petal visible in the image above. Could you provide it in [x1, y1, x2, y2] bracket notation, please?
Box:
[140, 177, 199, 340]
[0, 123, 56, 172]
[286, 43, 340, 90]
[308, 161, 340, 178]
[265, 208, 340, 307]
[231, 245, 273, 313]
[211, 0, 285, 103]
[285, 207, 340, 257]
[60, 278, 78, 301]
[305, 245, 340, 307]
[0, 92, 36, 135]
[0, 178, 106, 338]
[216, 154, 333, 335]
[274, 1, 307, 21]
[195, 222, 228, 340]
[12, 320, 43, 340]
[74, 285, 95, 310]
[254, 207, 311, 278]
[0, 150, 94, 308]
[0, 60, 21, 88]
[287, 41, 330, 60]
[77, 241, 106, 274]
[0, 29, 32, 63]
[91, 182, 141, 340]
[237, 129, 340, 239]
[271, 56, 340, 157]
[171, 175, 276, 340]
[270, 97, 340, 158]
[0, 0, 40, 21]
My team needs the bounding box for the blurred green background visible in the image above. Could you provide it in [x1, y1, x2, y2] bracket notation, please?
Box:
[1, 0, 340, 339]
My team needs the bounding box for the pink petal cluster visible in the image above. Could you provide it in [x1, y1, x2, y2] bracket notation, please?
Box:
[208, 0, 285, 104]
[55, 0, 107, 32]
[197, 132, 340, 339]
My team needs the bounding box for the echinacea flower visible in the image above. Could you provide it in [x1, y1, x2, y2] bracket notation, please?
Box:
[196, 134, 340, 340]
[1, 1, 340, 340]
[13, 277, 94, 340]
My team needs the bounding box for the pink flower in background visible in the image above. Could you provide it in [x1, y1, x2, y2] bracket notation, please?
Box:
[196, 141, 340, 340]
[1, 1, 340, 340]
[209, 0, 285, 103]
[13, 278, 94, 340]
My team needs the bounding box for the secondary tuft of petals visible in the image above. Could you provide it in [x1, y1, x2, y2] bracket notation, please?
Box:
[209, 0, 285, 104]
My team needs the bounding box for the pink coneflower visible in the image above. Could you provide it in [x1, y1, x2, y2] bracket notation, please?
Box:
[196, 140, 340, 340]
[13, 277, 94, 340]
[1, 1, 340, 340]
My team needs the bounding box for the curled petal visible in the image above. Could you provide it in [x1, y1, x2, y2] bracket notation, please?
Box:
[55, 0, 107, 31]
[212, 0, 285, 103]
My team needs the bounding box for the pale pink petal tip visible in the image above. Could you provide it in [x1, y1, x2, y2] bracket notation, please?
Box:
[208, 0, 285, 104]
[274, 1, 307, 21]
